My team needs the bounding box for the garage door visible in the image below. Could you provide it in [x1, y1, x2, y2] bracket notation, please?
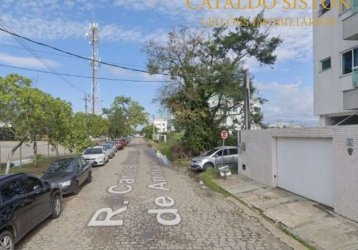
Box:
[277, 138, 334, 207]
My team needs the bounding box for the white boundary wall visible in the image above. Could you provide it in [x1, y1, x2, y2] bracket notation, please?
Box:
[238, 125, 358, 222]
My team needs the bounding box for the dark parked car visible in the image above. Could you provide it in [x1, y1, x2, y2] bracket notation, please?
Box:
[0, 173, 62, 249]
[41, 157, 92, 195]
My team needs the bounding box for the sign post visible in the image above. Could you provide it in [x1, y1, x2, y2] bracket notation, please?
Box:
[220, 130, 229, 167]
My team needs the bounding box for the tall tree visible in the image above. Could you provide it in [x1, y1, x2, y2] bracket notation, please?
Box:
[103, 96, 149, 139]
[0, 74, 51, 172]
[143, 11, 282, 154]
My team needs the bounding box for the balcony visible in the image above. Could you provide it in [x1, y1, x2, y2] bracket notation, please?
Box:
[354, 67, 358, 88]
[343, 68, 358, 110]
[343, 4, 358, 40]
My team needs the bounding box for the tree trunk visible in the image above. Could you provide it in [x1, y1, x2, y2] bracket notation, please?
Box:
[48, 137, 59, 156]
[5, 132, 29, 174]
[33, 140, 37, 167]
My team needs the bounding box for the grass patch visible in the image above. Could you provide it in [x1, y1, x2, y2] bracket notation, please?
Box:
[173, 159, 190, 168]
[158, 142, 174, 161]
[199, 168, 232, 196]
[279, 226, 317, 250]
[8, 154, 81, 177]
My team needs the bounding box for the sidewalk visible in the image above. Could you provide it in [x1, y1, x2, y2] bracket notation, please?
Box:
[214, 174, 358, 250]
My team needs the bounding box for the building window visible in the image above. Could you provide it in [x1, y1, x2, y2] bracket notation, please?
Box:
[321, 57, 331, 71]
[340, 0, 350, 12]
[233, 107, 238, 113]
[319, 0, 331, 16]
[342, 48, 358, 75]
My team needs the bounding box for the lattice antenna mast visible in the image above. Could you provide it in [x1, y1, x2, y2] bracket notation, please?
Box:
[86, 23, 101, 114]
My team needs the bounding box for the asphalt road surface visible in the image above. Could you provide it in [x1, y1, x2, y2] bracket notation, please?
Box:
[16, 138, 292, 250]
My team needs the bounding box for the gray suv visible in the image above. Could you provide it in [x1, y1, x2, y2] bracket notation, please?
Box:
[190, 146, 239, 171]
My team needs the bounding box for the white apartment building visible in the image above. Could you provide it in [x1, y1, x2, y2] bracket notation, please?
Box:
[153, 118, 167, 133]
[166, 95, 262, 132]
[313, 0, 358, 126]
[209, 94, 263, 130]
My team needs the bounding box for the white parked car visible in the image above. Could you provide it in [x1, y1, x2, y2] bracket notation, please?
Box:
[100, 144, 115, 158]
[82, 146, 109, 166]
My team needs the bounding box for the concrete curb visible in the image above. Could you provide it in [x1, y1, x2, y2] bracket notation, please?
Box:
[226, 197, 308, 250]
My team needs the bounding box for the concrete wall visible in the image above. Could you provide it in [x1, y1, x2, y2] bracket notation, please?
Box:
[238, 125, 358, 222]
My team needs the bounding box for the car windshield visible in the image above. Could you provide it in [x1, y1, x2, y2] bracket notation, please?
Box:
[203, 148, 218, 156]
[84, 148, 102, 154]
[101, 144, 111, 149]
[46, 159, 77, 174]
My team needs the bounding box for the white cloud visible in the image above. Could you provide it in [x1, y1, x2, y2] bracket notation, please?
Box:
[0, 53, 59, 69]
[256, 81, 318, 125]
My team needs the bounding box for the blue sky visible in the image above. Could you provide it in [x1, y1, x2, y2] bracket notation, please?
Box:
[0, 0, 318, 126]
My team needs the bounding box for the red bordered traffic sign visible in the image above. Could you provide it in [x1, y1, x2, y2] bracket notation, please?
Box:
[221, 130, 229, 140]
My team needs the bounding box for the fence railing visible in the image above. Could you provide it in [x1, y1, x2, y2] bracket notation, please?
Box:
[353, 67, 358, 88]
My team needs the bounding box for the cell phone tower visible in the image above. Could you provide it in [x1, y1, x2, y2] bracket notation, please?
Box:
[86, 23, 101, 115]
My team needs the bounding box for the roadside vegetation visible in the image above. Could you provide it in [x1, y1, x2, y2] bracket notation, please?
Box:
[142, 11, 282, 159]
[0, 74, 149, 174]
[6, 154, 81, 177]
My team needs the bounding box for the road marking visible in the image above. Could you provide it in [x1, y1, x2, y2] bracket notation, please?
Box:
[147, 164, 181, 226]
[88, 164, 138, 227]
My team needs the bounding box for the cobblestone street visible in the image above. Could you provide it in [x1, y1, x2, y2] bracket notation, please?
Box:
[17, 138, 293, 250]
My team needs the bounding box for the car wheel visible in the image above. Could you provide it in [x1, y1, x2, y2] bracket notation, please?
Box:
[203, 162, 214, 171]
[73, 181, 80, 195]
[87, 172, 93, 183]
[51, 195, 62, 219]
[0, 231, 14, 250]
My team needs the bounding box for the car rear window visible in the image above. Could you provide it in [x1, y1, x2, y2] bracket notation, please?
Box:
[84, 148, 102, 154]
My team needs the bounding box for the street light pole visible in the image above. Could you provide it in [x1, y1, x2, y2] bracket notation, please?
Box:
[240, 68, 251, 130]
[245, 68, 251, 130]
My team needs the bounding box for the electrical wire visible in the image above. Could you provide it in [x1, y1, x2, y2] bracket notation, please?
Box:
[0, 22, 88, 94]
[0, 43, 147, 69]
[0, 63, 169, 83]
[0, 26, 167, 76]
[0, 27, 243, 79]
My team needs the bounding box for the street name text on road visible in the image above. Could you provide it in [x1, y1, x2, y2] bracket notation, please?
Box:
[88, 164, 137, 227]
[147, 163, 181, 226]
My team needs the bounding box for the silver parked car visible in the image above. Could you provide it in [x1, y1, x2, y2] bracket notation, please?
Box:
[100, 144, 115, 158]
[190, 146, 239, 171]
[105, 141, 117, 153]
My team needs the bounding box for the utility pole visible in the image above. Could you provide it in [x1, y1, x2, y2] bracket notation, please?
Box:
[245, 68, 251, 130]
[152, 115, 155, 139]
[83, 94, 89, 115]
[87, 23, 100, 114]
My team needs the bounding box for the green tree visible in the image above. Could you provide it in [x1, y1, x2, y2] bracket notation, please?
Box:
[62, 112, 93, 153]
[143, 11, 281, 154]
[141, 125, 158, 139]
[40, 96, 73, 156]
[86, 114, 109, 139]
[103, 96, 149, 139]
[0, 74, 50, 172]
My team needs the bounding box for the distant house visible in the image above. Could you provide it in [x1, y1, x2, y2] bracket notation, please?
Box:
[153, 118, 167, 133]
[166, 94, 263, 132]
[208, 94, 262, 130]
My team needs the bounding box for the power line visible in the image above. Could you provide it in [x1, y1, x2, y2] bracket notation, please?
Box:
[0, 43, 147, 70]
[0, 63, 169, 82]
[0, 27, 245, 79]
[0, 26, 165, 76]
[0, 21, 88, 95]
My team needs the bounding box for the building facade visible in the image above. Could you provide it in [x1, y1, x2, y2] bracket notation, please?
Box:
[313, 0, 358, 126]
[208, 95, 263, 130]
[153, 118, 167, 133]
